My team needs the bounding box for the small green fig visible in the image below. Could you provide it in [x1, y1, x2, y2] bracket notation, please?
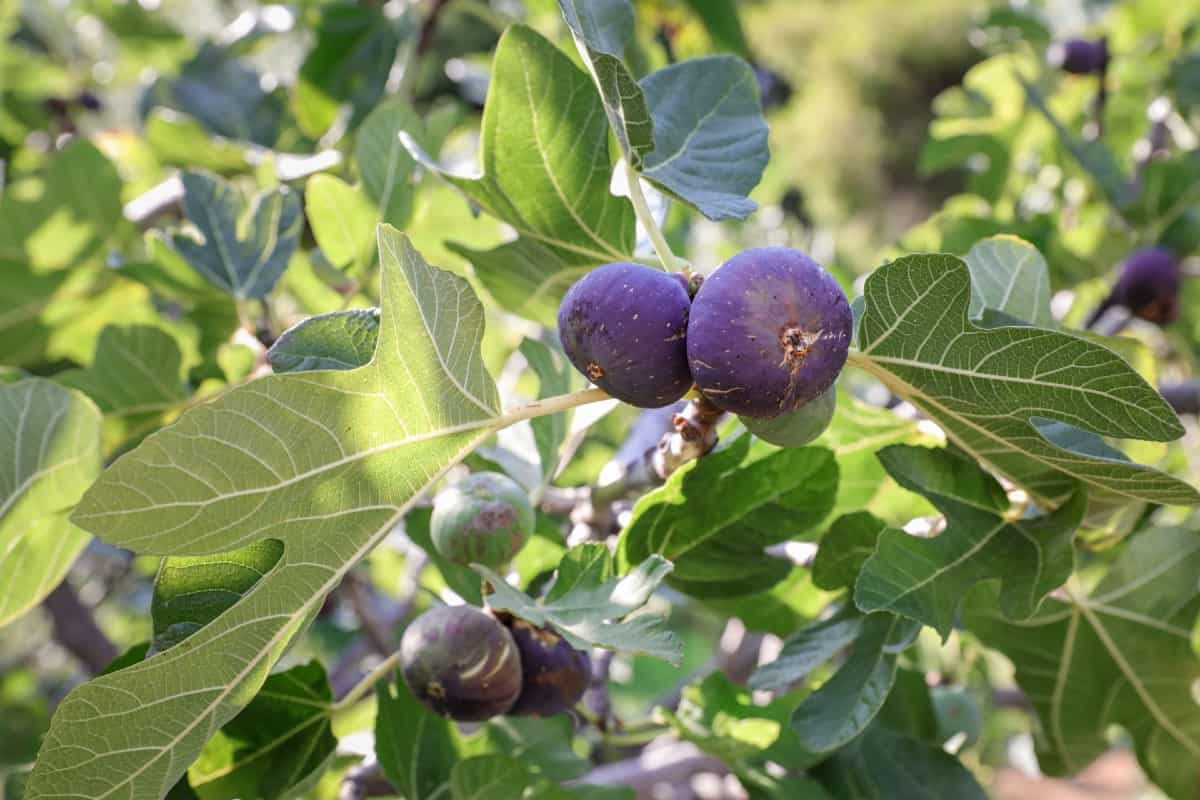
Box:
[399, 605, 523, 721]
[741, 386, 836, 447]
[430, 472, 533, 569]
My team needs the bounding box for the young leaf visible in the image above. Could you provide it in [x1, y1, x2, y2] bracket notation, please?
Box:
[291, 2, 401, 138]
[964, 235, 1054, 328]
[376, 672, 460, 800]
[403, 25, 636, 325]
[305, 175, 376, 270]
[851, 253, 1197, 509]
[558, 0, 655, 167]
[473, 551, 681, 663]
[0, 380, 101, 628]
[58, 325, 188, 420]
[267, 308, 380, 373]
[639, 56, 769, 221]
[965, 526, 1200, 799]
[619, 436, 837, 598]
[27, 229, 509, 799]
[170, 171, 303, 299]
[855, 445, 1083, 639]
[188, 662, 336, 799]
[789, 612, 915, 753]
[355, 98, 425, 229]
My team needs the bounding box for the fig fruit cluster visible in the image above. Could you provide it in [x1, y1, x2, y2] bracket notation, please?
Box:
[400, 604, 591, 722]
[557, 247, 852, 446]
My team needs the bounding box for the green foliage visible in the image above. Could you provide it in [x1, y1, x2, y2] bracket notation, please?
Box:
[6, 2, 1200, 798]
[0, 380, 100, 627]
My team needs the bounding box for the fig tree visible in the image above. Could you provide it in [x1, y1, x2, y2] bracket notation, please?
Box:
[1048, 38, 1108, 75]
[505, 617, 591, 717]
[558, 262, 693, 408]
[430, 472, 533, 569]
[741, 385, 836, 447]
[686, 248, 852, 419]
[399, 605, 523, 721]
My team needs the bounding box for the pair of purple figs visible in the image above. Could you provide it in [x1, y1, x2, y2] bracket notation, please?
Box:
[557, 247, 852, 445]
[400, 604, 590, 721]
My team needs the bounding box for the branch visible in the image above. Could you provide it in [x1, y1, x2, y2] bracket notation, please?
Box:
[573, 740, 727, 796]
[42, 581, 118, 675]
[338, 761, 394, 800]
[1160, 381, 1200, 416]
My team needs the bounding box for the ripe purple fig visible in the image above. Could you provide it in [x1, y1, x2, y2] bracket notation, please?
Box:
[1048, 38, 1108, 75]
[741, 386, 836, 447]
[686, 248, 852, 419]
[431, 472, 533, 569]
[504, 617, 591, 717]
[557, 262, 693, 408]
[400, 605, 523, 721]
[1114, 246, 1181, 324]
[1088, 246, 1182, 327]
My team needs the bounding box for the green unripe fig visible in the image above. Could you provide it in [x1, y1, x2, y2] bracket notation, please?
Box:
[430, 472, 534, 568]
[740, 386, 836, 447]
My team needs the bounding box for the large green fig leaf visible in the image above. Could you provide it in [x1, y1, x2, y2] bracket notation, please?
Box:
[0, 379, 101, 627]
[404, 24, 635, 325]
[855, 445, 1082, 639]
[618, 436, 837, 598]
[851, 253, 1197, 509]
[26, 228, 515, 800]
[965, 526, 1200, 799]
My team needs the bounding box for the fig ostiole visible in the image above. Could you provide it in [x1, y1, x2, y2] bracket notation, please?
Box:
[558, 262, 694, 408]
[430, 472, 533, 569]
[399, 605, 523, 722]
[503, 617, 591, 717]
[686, 247, 852, 419]
[741, 385, 836, 447]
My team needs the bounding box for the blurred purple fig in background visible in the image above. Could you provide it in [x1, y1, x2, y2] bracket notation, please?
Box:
[1048, 38, 1109, 75]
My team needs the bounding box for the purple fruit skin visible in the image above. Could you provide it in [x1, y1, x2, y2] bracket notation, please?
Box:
[1052, 38, 1108, 74]
[400, 605, 522, 721]
[1115, 246, 1180, 323]
[686, 248, 852, 419]
[505, 618, 591, 717]
[558, 263, 693, 408]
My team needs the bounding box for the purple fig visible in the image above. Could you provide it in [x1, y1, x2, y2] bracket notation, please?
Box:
[1048, 38, 1109, 75]
[557, 262, 693, 408]
[741, 385, 836, 447]
[400, 605, 522, 721]
[504, 617, 591, 717]
[1088, 246, 1182, 328]
[431, 472, 533, 569]
[686, 248, 852, 419]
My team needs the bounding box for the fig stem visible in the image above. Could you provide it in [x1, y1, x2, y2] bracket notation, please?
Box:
[332, 649, 404, 712]
[622, 159, 682, 273]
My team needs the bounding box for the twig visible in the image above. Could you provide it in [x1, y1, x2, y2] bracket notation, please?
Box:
[42, 581, 118, 675]
[583, 649, 615, 732]
[343, 572, 395, 657]
[572, 740, 727, 796]
[1160, 381, 1200, 416]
